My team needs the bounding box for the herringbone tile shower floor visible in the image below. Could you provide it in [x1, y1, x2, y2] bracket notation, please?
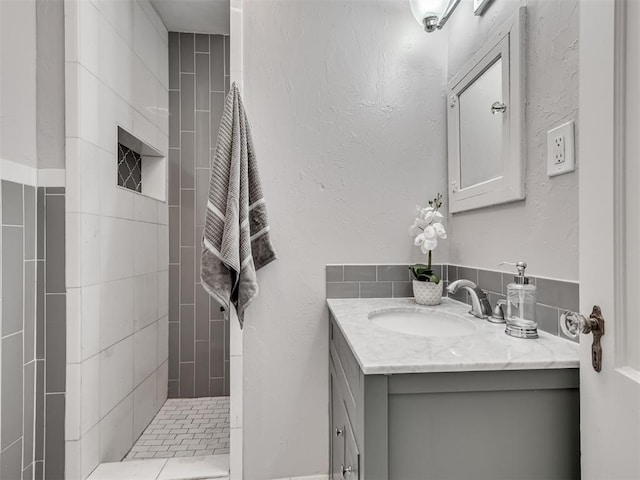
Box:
[125, 397, 230, 460]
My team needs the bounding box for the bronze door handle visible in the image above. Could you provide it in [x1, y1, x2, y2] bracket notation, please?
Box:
[561, 306, 605, 372]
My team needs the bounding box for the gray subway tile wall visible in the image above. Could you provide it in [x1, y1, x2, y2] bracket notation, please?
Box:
[24, 186, 35, 261]
[35, 362, 44, 467]
[326, 263, 579, 341]
[344, 265, 377, 282]
[195, 33, 210, 53]
[377, 265, 412, 282]
[1, 440, 22, 480]
[24, 261, 36, 363]
[180, 132, 195, 188]
[41, 187, 67, 479]
[360, 282, 392, 299]
[44, 393, 65, 479]
[392, 282, 414, 298]
[2, 332, 24, 450]
[180, 75, 195, 132]
[195, 56, 209, 110]
[23, 362, 35, 469]
[168, 32, 231, 398]
[2, 226, 24, 336]
[325, 265, 344, 283]
[179, 32, 195, 73]
[35, 250, 45, 476]
[1, 183, 65, 479]
[478, 269, 502, 295]
[45, 295, 66, 393]
[195, 114, 210, 168]
[2, 180, 24, 225]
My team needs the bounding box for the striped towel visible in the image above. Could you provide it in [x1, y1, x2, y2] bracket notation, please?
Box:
[200, 82, 276, 327]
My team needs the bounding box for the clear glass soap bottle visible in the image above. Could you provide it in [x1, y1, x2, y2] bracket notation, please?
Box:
[500, 261, 538, 339]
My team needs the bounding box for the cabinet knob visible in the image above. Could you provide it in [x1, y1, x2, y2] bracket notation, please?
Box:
[341, 465, 353, 478]
[335, 427, 343, 437]
[491, 101, 507, 114]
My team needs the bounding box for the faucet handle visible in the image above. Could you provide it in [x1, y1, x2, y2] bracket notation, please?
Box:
[489, 299, 507, 324]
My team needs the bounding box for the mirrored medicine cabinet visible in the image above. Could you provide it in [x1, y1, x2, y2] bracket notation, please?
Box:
[447, 7, 526, 213]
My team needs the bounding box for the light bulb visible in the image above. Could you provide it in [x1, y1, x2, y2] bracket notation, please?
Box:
[409, 0, 449, 32]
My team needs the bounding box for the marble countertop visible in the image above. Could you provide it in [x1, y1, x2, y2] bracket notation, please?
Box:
[327, 297, 580, 375]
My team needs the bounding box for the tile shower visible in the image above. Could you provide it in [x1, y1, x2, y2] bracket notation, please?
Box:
[167, 32, 231, 399]
[1, 1, 233, 478]
[117, 30, 233, 466]
[63, 0, 170, 476]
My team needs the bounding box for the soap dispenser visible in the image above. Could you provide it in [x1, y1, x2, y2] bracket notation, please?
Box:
[500, 261, 538, 339]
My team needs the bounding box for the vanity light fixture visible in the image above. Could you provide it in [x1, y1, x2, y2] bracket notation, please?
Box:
[410, 0, 461, 32]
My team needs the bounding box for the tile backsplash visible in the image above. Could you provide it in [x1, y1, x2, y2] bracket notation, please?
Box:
[326, 263, 579, 342]
[326, 264, 444, 301]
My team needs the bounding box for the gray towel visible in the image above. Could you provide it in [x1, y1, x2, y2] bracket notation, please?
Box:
[200, 82, 276, 327]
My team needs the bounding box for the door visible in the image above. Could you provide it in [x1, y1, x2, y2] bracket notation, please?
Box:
[579, 0, 640, 477]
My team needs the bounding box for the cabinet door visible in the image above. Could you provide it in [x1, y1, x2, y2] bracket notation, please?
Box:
[342, 407, 360, 480]
[330, 372, 345, 480]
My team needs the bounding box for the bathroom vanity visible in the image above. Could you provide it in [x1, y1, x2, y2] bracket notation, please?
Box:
[327, 298, 580, 480]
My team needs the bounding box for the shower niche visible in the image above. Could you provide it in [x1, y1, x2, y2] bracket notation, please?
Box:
[117, 126, 167, 202]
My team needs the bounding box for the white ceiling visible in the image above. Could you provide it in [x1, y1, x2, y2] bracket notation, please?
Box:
[150, 0, 230, 35]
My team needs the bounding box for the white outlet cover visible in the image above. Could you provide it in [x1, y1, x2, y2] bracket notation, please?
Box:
[547, 120, 575, 177]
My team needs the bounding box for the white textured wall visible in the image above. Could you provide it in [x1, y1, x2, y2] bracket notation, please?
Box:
[0, 0, 37, 168]
[36, 0, 66, 170]
[0, 0, 66, 174]
[243, 1, 448, 477]
[446, 0, 579, 281]
[64, 1, 169, 478]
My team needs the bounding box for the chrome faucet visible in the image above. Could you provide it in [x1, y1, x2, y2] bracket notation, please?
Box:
[447, 279, 493, 319]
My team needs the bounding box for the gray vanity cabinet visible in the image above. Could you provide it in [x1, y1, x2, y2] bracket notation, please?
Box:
[329, 313, 581, 480]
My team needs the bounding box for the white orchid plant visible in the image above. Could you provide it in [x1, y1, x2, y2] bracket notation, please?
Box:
[408, 193, 447, 284]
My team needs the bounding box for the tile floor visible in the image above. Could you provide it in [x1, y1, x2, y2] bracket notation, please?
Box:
[125, 397, 230, 460]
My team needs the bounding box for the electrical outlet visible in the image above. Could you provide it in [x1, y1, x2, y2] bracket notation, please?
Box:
[547, 121, 575, 177]
[553, 135, 565, 164]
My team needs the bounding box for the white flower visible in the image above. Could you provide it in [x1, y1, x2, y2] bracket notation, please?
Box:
[421, 237, 438, 253]
[419, 207, 444, 224]
[414, 232, 438, 253]
[419, 206, 435, 216]
[423, 225, 436, 239]
[408, 217, 428, 236]
[433, 222, 447, 239]
[409, 197, 447, 256]
[431, 210, 445, 222]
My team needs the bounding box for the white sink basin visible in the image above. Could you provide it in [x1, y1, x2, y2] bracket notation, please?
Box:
[368, 307, 478, 338]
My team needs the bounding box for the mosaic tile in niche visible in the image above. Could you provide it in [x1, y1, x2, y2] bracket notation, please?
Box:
[118, 143, 142, 192]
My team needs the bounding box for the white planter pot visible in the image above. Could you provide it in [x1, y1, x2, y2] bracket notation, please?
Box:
[413, 280, 443, 306]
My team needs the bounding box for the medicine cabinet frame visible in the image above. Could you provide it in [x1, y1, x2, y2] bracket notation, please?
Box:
[447, 7, 526, 213]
